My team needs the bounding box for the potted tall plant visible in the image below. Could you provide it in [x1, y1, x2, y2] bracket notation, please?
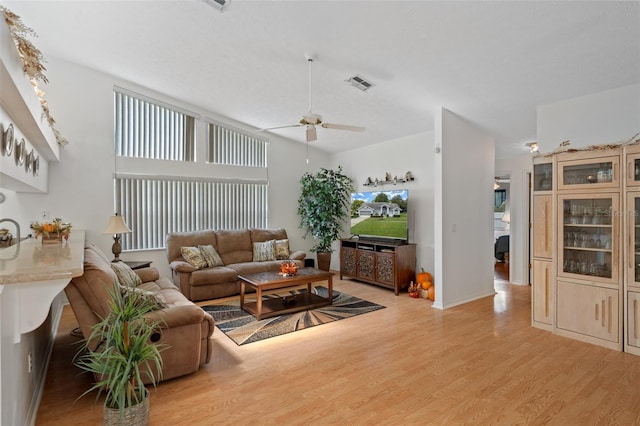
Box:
[75, 285, 167, 426]
[298, 166, 354, 270]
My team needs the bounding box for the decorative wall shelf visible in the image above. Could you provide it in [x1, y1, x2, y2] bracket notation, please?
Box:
[363, 171, 415, 187]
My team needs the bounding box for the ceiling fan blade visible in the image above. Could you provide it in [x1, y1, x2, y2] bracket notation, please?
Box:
[321, 123, 366, 132]
[306, 125, 317, 142]
[258, 124, 304, 132]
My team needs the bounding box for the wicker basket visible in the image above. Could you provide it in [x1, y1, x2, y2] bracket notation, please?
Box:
[103, 392, 149, 426]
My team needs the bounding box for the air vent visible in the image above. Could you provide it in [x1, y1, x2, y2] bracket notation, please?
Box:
[345, 74, 375, 92]
[201, 0, 230, 12]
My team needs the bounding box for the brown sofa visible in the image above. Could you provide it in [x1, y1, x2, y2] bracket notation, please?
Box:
[166, 228, 306, 301]
[65, 243, 215, 383]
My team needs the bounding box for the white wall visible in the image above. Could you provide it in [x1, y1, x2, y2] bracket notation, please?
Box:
[537, 84, 640, 151]
[331, 131, 435, 273]
[435, 108, 495, 309]
[496, 155, 533, 285]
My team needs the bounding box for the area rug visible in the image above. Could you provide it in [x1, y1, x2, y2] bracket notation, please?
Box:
[202, 287, 385, 345]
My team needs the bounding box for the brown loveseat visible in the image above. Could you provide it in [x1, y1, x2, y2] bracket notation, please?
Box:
[166, 228, 306, 301]
[65, 243, 215, 382]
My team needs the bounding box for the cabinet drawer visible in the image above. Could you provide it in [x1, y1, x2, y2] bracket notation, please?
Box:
[557, 281, 619, 343]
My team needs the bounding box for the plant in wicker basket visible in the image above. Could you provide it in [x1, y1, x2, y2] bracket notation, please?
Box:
[74, 284, 167, 425]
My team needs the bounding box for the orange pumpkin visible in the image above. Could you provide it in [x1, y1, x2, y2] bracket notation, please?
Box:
[427, 285, 435, 301]
[416, 268, 433, 286]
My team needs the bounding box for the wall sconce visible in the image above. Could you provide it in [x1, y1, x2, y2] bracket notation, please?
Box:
[526, 141, 539, 153]
[103, 213, 132, 262]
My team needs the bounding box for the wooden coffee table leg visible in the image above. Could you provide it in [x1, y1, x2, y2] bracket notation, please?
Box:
[256, 286, 262, 320]
[240, 281, 246, 310]
[328, 275, 333, 304]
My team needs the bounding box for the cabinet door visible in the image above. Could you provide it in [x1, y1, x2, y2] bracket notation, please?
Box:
[628, 291, 640, 348]
[625, 153, 640, 187]
[557, 155, 619, 191]
[341, 247, 356, 276]
[357, 250, 375, 280]
[557, 193, 619, 286]
[532, 260, 554, 325]
[375, 252, 394, 285]
[557, 281, 619, 343]
[533, 195, 552, 259]
[627, 192, 640, 288]
[533, 162, 553, 192]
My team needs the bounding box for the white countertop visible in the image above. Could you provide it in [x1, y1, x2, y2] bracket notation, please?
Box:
[0, 230, 85, 284]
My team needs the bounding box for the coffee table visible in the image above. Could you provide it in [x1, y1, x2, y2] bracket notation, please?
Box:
[238, 268, 333, 320]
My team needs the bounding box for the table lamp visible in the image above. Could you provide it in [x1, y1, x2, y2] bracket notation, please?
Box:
[103, 213, 132, 262]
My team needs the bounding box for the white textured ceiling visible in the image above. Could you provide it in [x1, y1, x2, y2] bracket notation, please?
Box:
[3, 0, 639, 159]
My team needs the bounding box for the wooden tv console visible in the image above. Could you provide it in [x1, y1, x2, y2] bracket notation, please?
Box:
[340, 238, 416, 295]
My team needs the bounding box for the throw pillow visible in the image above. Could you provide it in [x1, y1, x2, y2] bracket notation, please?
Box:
[275, 239, 290, 260]
[181, 246, 208, 269]
[111, 262, 143, 287]
[199, 244, 224, 267]
[253, 240, 276, 262]
[119, 285, 169, 310]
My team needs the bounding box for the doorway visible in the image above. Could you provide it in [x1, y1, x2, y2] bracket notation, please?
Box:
[494, 175, 510, 283]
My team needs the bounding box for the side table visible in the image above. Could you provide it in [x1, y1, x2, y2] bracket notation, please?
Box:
[123, 260, 152, 270]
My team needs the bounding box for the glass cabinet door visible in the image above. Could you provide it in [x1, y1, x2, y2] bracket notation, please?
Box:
[627, 192, 640, 287]
[557, 156, 619, 190]
[533, 163, 552, 192]
[626, 153, 640, 187]
[558, 193, 619, 285]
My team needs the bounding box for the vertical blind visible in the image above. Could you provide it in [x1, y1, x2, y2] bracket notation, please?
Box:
[208, 122, 267, 167]
[114, 90, 195, 161]
[115, 175, 268, 250]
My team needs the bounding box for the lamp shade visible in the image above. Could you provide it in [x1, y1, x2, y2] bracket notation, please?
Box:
[103, 214, 132, 235]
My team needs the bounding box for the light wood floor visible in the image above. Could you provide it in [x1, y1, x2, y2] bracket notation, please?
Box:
[37, 273, 640, 425]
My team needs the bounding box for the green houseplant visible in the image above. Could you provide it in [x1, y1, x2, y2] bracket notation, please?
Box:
[298, 166, 354, 270]
[75, 285, 167, 426]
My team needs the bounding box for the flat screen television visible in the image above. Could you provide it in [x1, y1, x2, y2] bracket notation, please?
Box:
[349, 189, 409, 241]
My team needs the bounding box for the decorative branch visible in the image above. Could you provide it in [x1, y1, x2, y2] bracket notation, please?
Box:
[1, 6, 68, 146]
[537, 133, 640, 158]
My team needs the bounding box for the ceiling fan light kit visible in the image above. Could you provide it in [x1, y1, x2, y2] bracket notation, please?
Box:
[258, 55, 365, 143]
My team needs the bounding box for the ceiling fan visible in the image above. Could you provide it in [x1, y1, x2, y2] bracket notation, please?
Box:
[259, 55, 365, 143]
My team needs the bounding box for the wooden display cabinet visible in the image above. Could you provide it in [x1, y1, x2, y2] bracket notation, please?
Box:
[340, 239, 416, 295]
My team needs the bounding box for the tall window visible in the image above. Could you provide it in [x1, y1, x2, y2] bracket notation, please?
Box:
[114, 88, 269, 251]
[208, 122, 267, 167]
[115, 176, 268, 251]
[114, 88, 195, 161]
